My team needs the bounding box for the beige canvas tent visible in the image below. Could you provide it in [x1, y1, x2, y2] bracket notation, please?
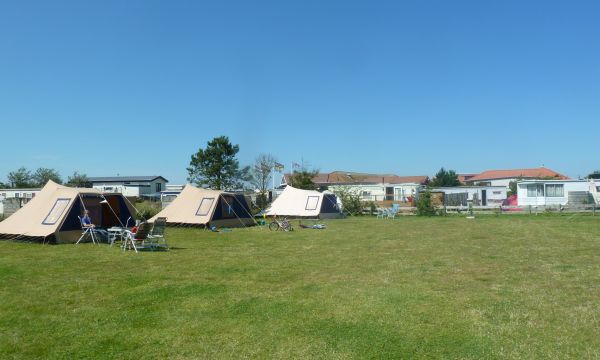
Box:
[265, 186, 343, 219]
[150, 184, 254, 227]
[0, 180, 136, 243]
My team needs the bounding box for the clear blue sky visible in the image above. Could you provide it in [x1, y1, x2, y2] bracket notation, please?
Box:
[1, 0, 598, 184]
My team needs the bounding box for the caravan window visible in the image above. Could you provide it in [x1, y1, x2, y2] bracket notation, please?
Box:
[196, 197, 215, 216]
[42, 198, 71, 225]
[305, 196, 320, 210]
[545, 184, 564, 197]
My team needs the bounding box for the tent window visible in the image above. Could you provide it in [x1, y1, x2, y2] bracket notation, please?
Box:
[42, 198, 71, 225]
[305, 196, 320, 210]
[196, 197, 215, 216]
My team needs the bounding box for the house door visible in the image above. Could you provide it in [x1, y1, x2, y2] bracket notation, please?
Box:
[481, 190, 487, 206]
[385, 187, 394, 201]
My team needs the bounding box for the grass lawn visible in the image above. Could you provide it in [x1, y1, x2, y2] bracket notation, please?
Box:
[1, 215, 600, 359]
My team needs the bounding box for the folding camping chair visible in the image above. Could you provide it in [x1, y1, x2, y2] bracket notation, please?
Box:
[146, 217, 169, 251]
[388, 204, 400, 219]
[122, 222, 152, 253]
[76, 216, 98, 244]
[376, 208, 388, 219]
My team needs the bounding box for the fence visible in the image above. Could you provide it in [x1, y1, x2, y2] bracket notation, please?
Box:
[440, 204, 599, 215]
[360, 204, 600, 216]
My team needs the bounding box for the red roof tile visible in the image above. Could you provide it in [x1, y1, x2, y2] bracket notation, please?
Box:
[467, 167, 569, 182]
[284, 171, 429, 185]
[458, 174, 477, 184]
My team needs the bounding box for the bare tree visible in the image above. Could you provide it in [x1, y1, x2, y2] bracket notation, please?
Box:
[251, 154, 277, 209]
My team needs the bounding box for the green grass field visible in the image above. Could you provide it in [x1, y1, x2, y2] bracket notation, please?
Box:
[2, 216, 600, 359]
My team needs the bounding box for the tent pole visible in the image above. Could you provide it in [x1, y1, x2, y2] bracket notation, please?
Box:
[219, 195, 248, 228]
[230, 194, 260, 226]
[122, 195, 146, 222]
[101, 194, 125, 227]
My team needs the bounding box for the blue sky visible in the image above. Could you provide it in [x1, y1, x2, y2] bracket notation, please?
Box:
[1, 0, 599, 184]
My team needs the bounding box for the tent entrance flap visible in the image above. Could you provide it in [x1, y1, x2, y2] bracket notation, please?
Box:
[102, 195, 133, 227]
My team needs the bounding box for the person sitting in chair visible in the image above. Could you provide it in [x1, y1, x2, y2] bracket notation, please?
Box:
[81, 210, 109, 241]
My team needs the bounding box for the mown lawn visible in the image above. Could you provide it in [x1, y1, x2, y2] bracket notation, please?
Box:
[1, 216, 600, 359]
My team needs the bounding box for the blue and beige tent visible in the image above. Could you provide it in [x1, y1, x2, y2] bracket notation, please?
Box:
[0, 180, 135, 243]
[149, 184, 254, 227]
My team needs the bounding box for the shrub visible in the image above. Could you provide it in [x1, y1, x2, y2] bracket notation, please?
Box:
[368, 201, 377, 216]
[333, 186, 364, 216]
[416, 190, 436, 216]
[135, 200, 161, 220]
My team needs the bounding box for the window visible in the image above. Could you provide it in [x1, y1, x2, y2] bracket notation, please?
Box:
[42, 198, 71, 225]
[545, 184, 564, 197]
[14, 193, 20, 198]
[527, 184, 544, 197]
[305, 196, 320, 210]
[362, 191, 372, 200]
[196, 197, 215, 216]
[156, 183, 162, 192]
[493, 191, 501, 195]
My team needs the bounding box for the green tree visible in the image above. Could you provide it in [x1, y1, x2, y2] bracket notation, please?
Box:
[251, 154, 277, 209]
[508, 181, 517, 196]
[429, 168, 460, 187]
[416, 190, 436, 216]
[587, 170, 600, 179]
[507, 177, 522, 196]
[66, 172, 91, 187]
[187, 136, 248, 190]
[32, 167, 62, 186]
[288, 168, 318, 190]
[7, 167, 34, 188]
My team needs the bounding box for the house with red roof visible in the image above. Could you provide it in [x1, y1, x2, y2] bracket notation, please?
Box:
[465, 167, 569, 189]
[282, 171, 429, 202]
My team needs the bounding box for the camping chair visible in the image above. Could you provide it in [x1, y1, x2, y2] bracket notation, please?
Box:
[76, 216, 97, 245]
[388, 204, 400, 219]
[147, 217, 169, 251]
[122, 222, 152, 253]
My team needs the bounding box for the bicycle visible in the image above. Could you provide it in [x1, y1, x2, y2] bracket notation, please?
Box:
[269, 216, 294, 231]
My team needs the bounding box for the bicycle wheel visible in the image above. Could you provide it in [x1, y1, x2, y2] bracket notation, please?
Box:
[269, 222, 280, 231]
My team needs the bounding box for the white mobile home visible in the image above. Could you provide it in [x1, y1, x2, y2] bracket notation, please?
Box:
[517, 179, 600, 206]
[0, 188, 41, 216]
[282, 171, 429, 202]
[89, 176, 168, 199]
[428, 186, 507, 206]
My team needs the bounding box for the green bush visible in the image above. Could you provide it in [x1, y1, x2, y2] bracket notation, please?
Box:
[333, 187, 364, 216]
[368, 201, 377, 216]
[135, 200, 162, 220]
[416, 190, 436, 216]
